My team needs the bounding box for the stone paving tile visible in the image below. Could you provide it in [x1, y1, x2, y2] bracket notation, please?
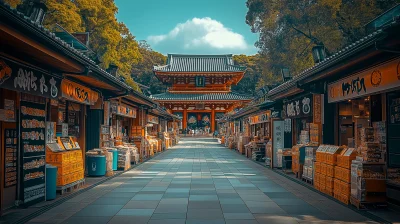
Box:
[73, 204, 124, 217]
[28, 138, 384, 224]
[123, 200, 160, 209]
[61, 216, 112, 224]
[107, 216, 151, 224]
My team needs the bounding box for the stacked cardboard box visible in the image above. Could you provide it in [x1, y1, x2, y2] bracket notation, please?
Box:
[334, 148, 356, 204]
[314, 145, 345, 196]
[116, 147, 131, 171]
[46, 148, 84, 186]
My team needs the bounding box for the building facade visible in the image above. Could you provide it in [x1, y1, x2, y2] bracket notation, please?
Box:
[152, 54, 251, 132]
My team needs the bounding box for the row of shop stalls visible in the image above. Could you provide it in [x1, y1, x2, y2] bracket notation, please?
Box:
[0, 2, 180, 215]
[218, 5, 400, 211]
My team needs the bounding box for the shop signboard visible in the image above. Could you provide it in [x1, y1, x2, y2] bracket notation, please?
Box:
[4, 129, 17, 188]
[328, 58, 400, 103]
[61, 79, 99, 105]
[20, 100, 46, 205]
[0, 57, 60, 99]
[249, 111, 270, 125]
[147, 114, 159, 124]
[273, 120, 284, 168]
[110, 102, 136, 118]
[313, 94, 323, 124]
[283, 95, 313, 119]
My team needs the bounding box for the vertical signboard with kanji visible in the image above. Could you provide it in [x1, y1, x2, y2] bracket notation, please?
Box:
[273, 120, 284, 168]
[20, 99, 46, 205]
[4, 129, 18, 187]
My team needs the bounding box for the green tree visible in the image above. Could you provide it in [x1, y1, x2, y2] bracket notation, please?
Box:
[245, 0, 399, 77]
[232, 54, 280, 95]
[131, 41, 167, 95]
[5, 0, 144, 90]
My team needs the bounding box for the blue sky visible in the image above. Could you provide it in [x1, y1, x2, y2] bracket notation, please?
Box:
[115, 0, 259, 55]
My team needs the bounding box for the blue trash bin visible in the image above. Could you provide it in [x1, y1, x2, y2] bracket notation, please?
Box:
[108, 149, 118, 171]
[46, 164, 57, 200]
[87, 155, 106, 176]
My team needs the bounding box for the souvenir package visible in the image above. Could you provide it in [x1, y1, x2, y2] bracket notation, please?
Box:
[337, 148, 357, 169]
[300, 130, 310, 145]
[309, 123, 319, 145]
[359, 127, 374, 143]
[372, 122, 386, 145]
[116, 146, 131, 171]
[387, 168, 400, 186]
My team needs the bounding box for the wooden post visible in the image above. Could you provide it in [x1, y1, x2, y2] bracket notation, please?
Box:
[183, 109, 187, 129]
[211, 108, 215, 132]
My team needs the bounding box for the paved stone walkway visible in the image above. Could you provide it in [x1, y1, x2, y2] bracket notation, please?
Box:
[28, 138, 380, 224]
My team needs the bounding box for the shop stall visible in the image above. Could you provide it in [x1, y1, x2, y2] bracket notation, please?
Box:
[245, 111, 270, 161]
[282, 94, 322, 180]
[324, 58, 400, 206]
[146, 114, 161, 156]
[0, 56, 62, 208]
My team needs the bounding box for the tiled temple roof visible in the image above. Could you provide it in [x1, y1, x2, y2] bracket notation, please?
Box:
[154, 54, 246, 72]
[150, 92, 252, 101]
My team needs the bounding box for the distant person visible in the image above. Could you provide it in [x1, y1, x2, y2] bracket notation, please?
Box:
[213, 130, 218, 138]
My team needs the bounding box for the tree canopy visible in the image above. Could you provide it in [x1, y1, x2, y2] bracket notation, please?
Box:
[131, 41, 167, 95]
[5, 0, 147, 91]
[245, 0, 400, 77]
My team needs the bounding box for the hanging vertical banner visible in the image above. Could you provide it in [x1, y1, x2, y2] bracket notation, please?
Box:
[313, 94, 322, 124]
[20, 100, 46, 205]
[104, 101, 110, 125]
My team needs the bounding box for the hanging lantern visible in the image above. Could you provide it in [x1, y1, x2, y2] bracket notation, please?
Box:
[312, 45, 327, 64]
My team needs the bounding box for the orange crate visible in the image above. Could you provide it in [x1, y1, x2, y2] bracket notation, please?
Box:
[319, 183, 325, 192]
[326, 176, 334, 189]
[314, 173, 319, 183]
[337, 154, 357, 169]
[46, 151, 71, 164]
[326, 164, 335, 177]
[338, 179, 351, 196]
[56, 173, 73, 186]
[334, 193, 350, 204]
[314, 181, 320, 190]
[52, 163, 72, 176]
[320, 174, 326, 186]
[334, 166, 341, 179]
[315, 162, 321, 173]
[325, 153, 338, 165]
[321, 163, 327, 175]
[337, 167, 351, 183]
[316, 151, 323, 163]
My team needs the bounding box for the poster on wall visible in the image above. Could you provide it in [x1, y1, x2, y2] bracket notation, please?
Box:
[4, 129, 17, 188]
[20, 100, 46, 205]
[273, 121, 284, 168]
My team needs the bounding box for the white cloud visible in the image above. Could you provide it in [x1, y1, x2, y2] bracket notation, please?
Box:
[147, 17, 256, 55]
